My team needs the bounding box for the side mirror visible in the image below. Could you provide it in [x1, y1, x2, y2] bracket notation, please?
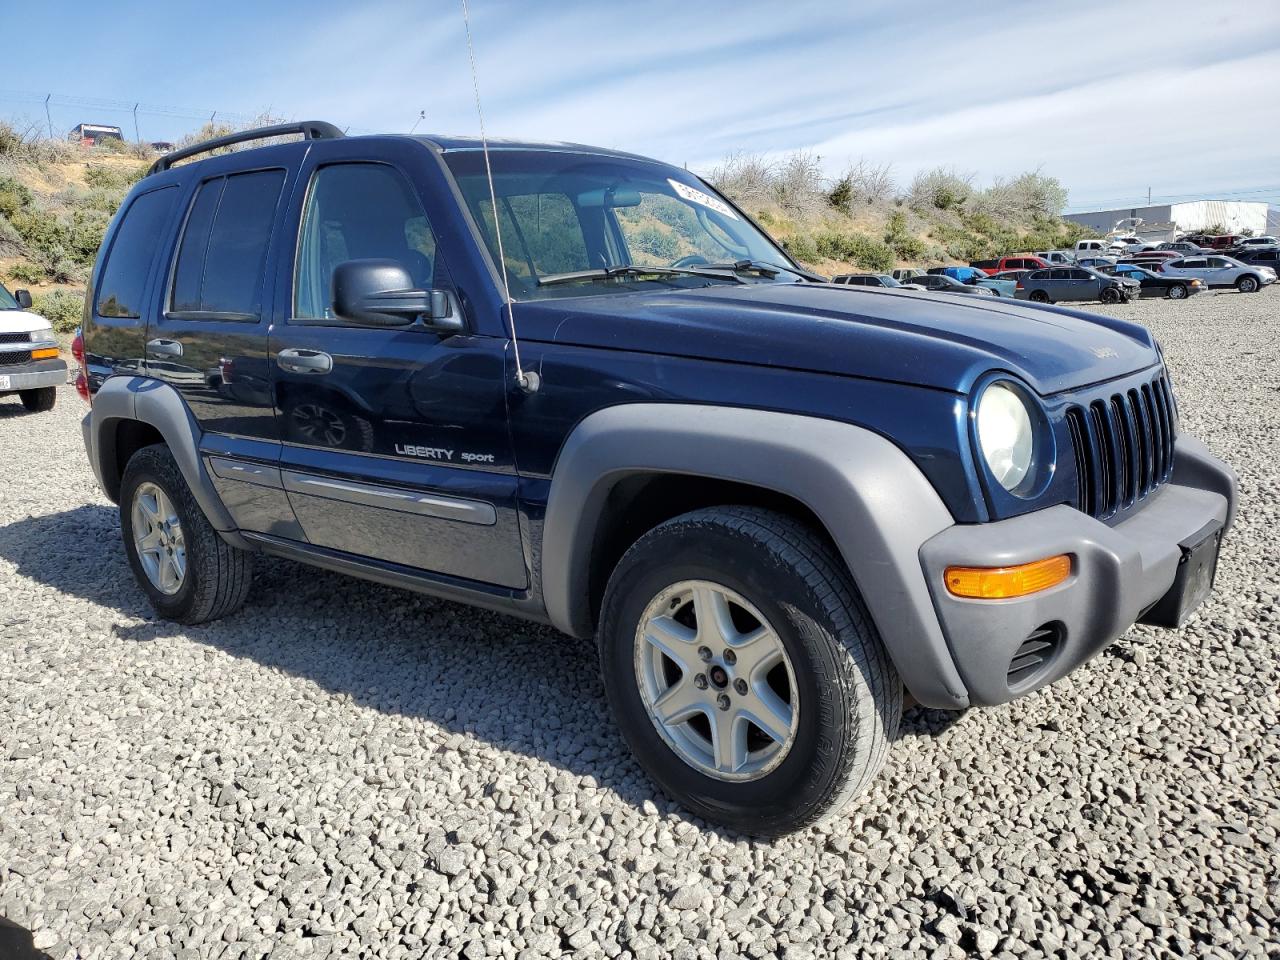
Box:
[331, 259, 462, 332]
[15, 289, 32, 310]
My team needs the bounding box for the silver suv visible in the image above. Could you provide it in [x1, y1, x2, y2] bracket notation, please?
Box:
[1160, 255, 1277, 293]
[1015, 266, 1139, 304]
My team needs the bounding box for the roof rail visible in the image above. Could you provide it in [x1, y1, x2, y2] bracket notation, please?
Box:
[147, 120, 344, 175]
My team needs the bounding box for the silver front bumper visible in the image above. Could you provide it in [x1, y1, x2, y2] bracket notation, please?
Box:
[0, 359, 67, 391]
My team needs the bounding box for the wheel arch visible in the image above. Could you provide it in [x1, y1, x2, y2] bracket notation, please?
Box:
[541, 403, 970, 709]
[86, 376, 244, 542]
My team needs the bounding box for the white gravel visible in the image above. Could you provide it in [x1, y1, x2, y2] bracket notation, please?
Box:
[0, 290, 1277, 959]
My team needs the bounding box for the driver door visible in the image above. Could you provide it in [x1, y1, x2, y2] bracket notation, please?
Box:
[267, 139, 527, 588]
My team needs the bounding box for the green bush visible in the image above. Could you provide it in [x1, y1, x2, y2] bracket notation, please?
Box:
[783, 234, 819, 264]
[884, 210, 925, 261]
[629, 224, 680, 262]
[32, 288, 85, 332]
[4, 261, 44, 285]
[814, 231, 894, 271]
[84, 164, 147, 191]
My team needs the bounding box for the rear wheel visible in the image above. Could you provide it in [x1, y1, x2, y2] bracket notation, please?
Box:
[18, 387, 55, 412]
[598, 506, 901, 835]
[1167, 283, 1188, 300]
[1029, 290, 1050, 303]
[120, 444, 254, 624]
[1237, 275, 1260, 293]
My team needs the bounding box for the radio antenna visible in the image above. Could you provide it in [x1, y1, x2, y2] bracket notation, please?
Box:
[460, 0, 536, 392]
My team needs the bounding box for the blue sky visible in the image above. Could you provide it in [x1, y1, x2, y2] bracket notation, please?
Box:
[3, 0, 1278, 213]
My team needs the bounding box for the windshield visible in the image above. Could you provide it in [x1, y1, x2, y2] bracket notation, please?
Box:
[0, 282, 18, 311]
[443, 149, 798, 300]
[879, 275, 903, 287]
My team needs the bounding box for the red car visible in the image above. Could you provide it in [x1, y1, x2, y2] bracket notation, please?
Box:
[1207, 235, 1245, 249]
[969, 255, 1050, 275]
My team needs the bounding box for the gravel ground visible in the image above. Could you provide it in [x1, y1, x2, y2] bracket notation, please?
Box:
[0, 290, 1276, 960]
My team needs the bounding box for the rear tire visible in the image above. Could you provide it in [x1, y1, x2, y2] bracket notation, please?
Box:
[1167, 284, 1188, 300]
[1237, 275, 1260, 293]
[18, 387, 56, 412]
[119, 443, 254, 624]
[1029, 290, 1050, 303]
[598, 506, 901, 835]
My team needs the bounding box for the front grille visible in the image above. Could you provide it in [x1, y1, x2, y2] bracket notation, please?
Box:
[0, 332, 30, 345]
[1007, 624, 1061, 688]
[0, 350, 33, 366]
[1066, 373, 1176, 520]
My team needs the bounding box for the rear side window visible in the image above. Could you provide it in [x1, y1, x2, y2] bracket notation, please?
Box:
[96, 187, 177, 318]
[171, 169, 286, 319]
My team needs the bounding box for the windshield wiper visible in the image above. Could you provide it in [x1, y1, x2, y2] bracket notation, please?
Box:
[537, 265, 746, 287]
[697, 259, 827, 282]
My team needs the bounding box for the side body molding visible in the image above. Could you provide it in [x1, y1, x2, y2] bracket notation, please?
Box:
[540, 403, 970, 708]
[84, 376, 246, 544]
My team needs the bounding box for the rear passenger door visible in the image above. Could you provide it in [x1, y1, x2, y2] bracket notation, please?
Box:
[267, 139, 526, 589]
[146, 152, 304, 538]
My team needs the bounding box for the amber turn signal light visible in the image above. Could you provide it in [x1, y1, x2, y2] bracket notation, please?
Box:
[31, 346, 59, 360]
[945, 554, 1071, 599]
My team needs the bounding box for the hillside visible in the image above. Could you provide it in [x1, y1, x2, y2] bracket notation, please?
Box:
[0, 124, 1096, 333]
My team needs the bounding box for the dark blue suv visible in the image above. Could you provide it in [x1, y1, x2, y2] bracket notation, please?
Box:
[79, 123, 1237, 835]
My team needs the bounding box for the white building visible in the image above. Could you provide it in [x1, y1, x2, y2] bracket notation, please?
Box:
[1065, 200, 1271, 237]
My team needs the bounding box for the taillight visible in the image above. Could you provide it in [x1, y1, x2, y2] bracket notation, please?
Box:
[72, 331, 90, 405]
[1015, 280, 1024, 289]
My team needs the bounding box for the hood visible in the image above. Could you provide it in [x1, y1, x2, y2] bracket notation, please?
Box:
[518, 283, 1159, 396]
[0, 309, 52, 334]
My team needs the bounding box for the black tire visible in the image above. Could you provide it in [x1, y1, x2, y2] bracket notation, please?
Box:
[284, 397, 375, 451]
[1100, 286, 1121, 304]
[119, 443, 253, 624]
[1167, 284, 1188, 300]
[1237, 275, 1260, 294]
[18, 387, 56, 412]
[1029, 290, 1050, 303]
[598, 506, 901, 835]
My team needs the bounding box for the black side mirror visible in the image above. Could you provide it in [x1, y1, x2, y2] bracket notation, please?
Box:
[15, 289, 32, 310]
[331, 259, 463, 332]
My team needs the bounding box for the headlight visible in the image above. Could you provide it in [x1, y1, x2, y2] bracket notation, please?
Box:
[29, 326, 57, 346]
[977, 382, 1034, 491]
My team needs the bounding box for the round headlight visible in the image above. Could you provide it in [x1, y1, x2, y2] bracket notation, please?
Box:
[977, 382, 1034, 491]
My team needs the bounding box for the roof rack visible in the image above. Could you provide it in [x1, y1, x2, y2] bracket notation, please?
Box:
[147, 120, 344, 175]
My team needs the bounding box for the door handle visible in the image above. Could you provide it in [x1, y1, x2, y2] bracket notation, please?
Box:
[146, 338, 183, 358]
[277, 348, 333, 375]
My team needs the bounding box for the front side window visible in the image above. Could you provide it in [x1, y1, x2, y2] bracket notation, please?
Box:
[97, 187, 177, 319]
[0, 283, 18, 310]
[444, 149, 797, 300]
[171, 170, 285, 319]
[294, 163, 437, 320]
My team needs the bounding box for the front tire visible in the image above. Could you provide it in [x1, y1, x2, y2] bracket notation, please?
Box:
[119, 444, 254, 624]
[1237, 275, 1260, 293]
[598, 506, 901, 835]
[1100, 286, 1121, 304]
[19, 387, 56, 412]
[1167, 283, 1188, 300]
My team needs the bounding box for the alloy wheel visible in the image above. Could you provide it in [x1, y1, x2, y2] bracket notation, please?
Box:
[633, 580, 799, 782]
[132, 482, 186, 595]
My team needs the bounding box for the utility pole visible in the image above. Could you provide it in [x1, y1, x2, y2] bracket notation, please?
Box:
[408, 110, 426, 134]
[1147, 186, 1151, 206]
[43, 94, 52, 140]
[133, 103, 140, 143]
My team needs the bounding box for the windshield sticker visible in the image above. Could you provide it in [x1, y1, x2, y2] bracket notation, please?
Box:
[668, 179, 739, 221]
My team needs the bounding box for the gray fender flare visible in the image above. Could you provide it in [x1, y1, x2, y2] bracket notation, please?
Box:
[541, 403, 970, 709]
[86, 376, 243, 540]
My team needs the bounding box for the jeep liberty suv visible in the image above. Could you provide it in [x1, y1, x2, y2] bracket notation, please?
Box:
[79, 122, 1237, 835]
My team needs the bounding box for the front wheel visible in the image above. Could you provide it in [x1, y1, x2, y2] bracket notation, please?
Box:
[598, 506, 901, 835]
[1237, 275, 1260, 293]
[18, 387, 56, 412]
[1167, 283, 1189, 300]
[1100, 286, 1121, 304]
[120, 444, 254, 624]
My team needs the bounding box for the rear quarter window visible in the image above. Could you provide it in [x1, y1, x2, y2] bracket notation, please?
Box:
[96, 186, 178, 318]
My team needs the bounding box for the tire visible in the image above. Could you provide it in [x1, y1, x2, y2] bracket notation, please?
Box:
[1237, 275, 1260, 294]
[598, 506, 901, 835]
[1100, 286, 1121, 304]
[18, 387, 56, 412]
[284, 398, 375, 451]
[1029, 290, 1050, 303]
[119, 443, 254, 624]
[1167, 284, 1188, 300]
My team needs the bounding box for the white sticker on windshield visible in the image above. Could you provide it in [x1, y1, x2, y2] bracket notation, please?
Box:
[668, 178, 740, 221]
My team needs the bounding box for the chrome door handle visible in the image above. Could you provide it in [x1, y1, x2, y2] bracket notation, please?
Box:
[277, 348, 332, 375]
[146, 338, 183, 358]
